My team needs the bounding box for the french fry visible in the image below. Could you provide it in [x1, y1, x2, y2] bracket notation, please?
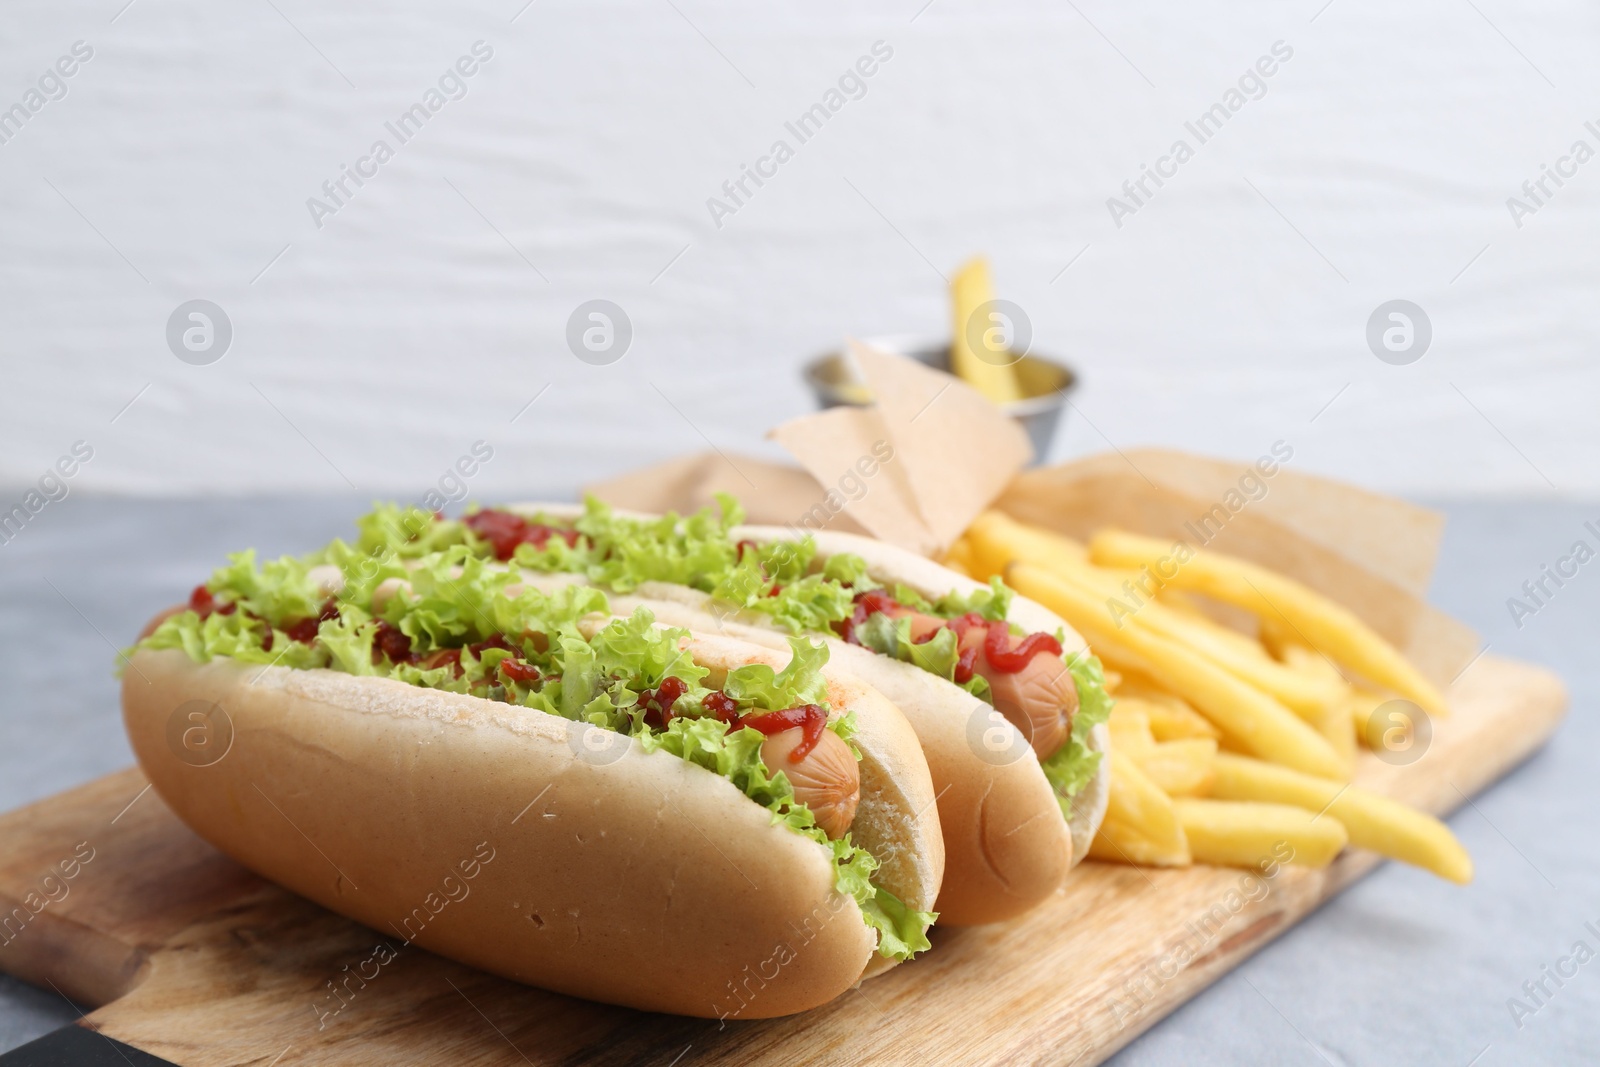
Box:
[1008, 564, 1348, 779]
[1111, 670, 1219, 730]
[965, 510, 1086, 580]
[1136, 739, 1218, 797]
[1110, 703, 1217, 795]
[1273, 639, 1349, 688]
[1137, 607, 1342, 718]
[1312, 699, 1359, 775]
[1105, 667, 1160, 695]
[1179, 612, 1281, 666]
[972, 516, 1341, 716]
[1104, 753, 1188, 855]
[1209, 754, 1472, 884]
[1154, 587, 1211, 618]
[1115, 693, 1221, 742]
[1347, 687, 1390, 747]
[963, 513, 1467, 884]
[1108, 704, 1157, 757]
[1257, 615, 1300, 661]
[1054, 555, 1347, 717]
[1089, 529, 1447, 715]
[949, 258, 1024, 404]
[1215, 733, 1252, 756]
[1260, 632, 1358, 770]
[1088, 816, 1192, 867]
[1174, 799, 1349, 869]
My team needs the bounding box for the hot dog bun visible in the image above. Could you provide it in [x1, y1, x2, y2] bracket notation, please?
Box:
[123, 631, 941, 1019]
[745, 525, 1112, 872]
[508, 505, 1112, 927]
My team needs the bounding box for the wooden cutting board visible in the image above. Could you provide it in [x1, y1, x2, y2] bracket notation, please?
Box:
[0, 655, 1565, 1067]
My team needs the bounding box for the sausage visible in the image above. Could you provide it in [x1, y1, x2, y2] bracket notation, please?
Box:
[891, 603, 1077, 761]
[372, 576, 410, 611]
[962, 625, 1077, 760]
[960, 626, 1076, 760]
[758, 726, 860, 840]
[307, 564, 344, 596]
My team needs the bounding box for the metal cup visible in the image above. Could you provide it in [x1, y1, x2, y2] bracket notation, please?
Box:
[801, 335, 1076, 464]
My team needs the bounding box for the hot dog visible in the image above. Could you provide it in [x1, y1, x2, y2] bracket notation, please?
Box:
[328, 498, 1113, 926]
[122, 539, 943, 1019]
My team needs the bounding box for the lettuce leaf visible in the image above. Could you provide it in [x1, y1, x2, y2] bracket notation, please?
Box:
[933, 576, 1014, 622]
[734, 574, 861, 635]
[349, 504, 470, 560]
[317, 608, 379, 676]
[564, 494, 745, 592]
[821, 553, 873, 588]
[722, 636, 830, 710]
[135, 609, 324, 670]
[855, 880, 935, 961]
[206, 550, 324, 628]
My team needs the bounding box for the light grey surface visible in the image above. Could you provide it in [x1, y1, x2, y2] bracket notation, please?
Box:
[0, 497, 1592, 1064]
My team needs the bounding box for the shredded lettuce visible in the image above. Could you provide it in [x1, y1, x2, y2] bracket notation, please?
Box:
[138, 608, 326, 670]
[351, 503, 471, 560]
[124, 539, 933, 961]
[207, 550, 324, 628]
[352, 499, 1096, 800]
[933, 576, 1014, 622]
[523, 494, 747, 591]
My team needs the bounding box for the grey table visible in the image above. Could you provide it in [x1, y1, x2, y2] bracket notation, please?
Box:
[0, 498, 1592, 1065]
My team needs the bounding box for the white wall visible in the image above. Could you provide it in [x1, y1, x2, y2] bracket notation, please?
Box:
[0, 0, 1594, 502]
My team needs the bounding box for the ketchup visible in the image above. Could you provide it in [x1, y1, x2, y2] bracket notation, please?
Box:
[462, 509, 582, 562]
[637, 676, 688, 729]
[372, 621, 413, 664]
[469, 634, 514, 656]
[499, 658, 541, 684]
[369, 622, 540, 689]
[984, 625, 1063, 672]
[283, 599, 341, 644]
[188, 585, 236, 619]
[737, 705, 830, 762]
[282, 617, 319, 644]
[420, 648, 463, 676]
[701, 690, 741, 728]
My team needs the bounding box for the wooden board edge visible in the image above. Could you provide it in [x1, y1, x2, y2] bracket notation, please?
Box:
[1075, 653, 1570, 1065]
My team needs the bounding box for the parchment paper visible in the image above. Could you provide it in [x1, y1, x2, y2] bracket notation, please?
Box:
[586, 359, 1475, 688]
[591, 345, 1030, 553]
[584, 449, 870, 536]
[765, 341, 1032, 554]
[996, 450, 1480, 689]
